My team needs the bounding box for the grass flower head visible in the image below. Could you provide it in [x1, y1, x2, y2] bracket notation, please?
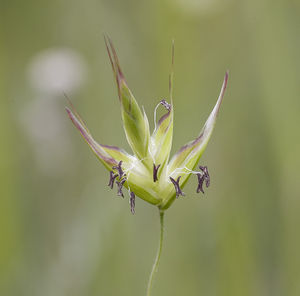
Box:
[66, 37, 228, 214]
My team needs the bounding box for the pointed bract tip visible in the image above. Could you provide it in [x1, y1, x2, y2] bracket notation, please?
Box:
[214, 71, 229, 117]
[104, 35, 127, 101]
[224, 71, 229, 86]
[64, 94, 77, 117]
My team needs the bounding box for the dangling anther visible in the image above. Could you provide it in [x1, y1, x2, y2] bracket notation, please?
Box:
[196, 173, 205, 193]
[130, 191, 136, 215]
[199, 166, 210, 187]
[153, 163, 161, 182]
[116, 178, 126, 198]
[160, 99, 171, 111]
[113, 160, 124, 179]
[108, 171, 118, 189]
[169, 176, 185, 198]
[196, 166, 210, 194]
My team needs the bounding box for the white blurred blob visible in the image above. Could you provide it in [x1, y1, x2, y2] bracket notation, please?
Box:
[20, 98, 72, 176]
[21, 48, 88, 176]
[173, 0, 228, 16]
[28, 48, 87, 95]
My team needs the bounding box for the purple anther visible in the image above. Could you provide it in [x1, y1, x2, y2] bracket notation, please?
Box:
[116, 178, 126, 198]
[108, 171, 118, 189]
[130, 191, 136, 215]
[113, 160, 124, 179]
[160, 99, 171, 111]
[153, 163, 161, 182]
[196, 173, 205, 194]
[169, 176, 185, 198]
[196, 166, 210, 194]
[199, 166, 210, 187]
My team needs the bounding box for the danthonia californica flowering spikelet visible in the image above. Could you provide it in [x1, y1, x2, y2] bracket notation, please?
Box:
[66, 36, 228, 296]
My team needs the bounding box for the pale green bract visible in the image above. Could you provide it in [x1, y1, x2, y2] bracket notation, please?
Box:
[66, 37, 228, 211]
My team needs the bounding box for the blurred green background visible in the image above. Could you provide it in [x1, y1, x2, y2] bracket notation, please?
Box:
[1, 0, 300, 295]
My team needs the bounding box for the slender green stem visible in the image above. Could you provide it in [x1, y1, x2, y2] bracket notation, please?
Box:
[146, 209, 165, 296]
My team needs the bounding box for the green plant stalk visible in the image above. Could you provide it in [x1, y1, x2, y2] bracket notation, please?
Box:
[146, 209, 165, 296]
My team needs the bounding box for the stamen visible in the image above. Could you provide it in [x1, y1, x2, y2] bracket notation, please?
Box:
[199, 166, 210, 187]
[196, 173, 205, 193]
[113, 160, 124, 179]
[196, 166, 210, 194]
[130, 191, 136, 214]
[160, 99, 171, 111]
[169, 176, 185, 198]
[153, 163, 161, 182]
[116, 178, 126, 198]
[108, 171, 118, 189]
[153, 99, 171, 133]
